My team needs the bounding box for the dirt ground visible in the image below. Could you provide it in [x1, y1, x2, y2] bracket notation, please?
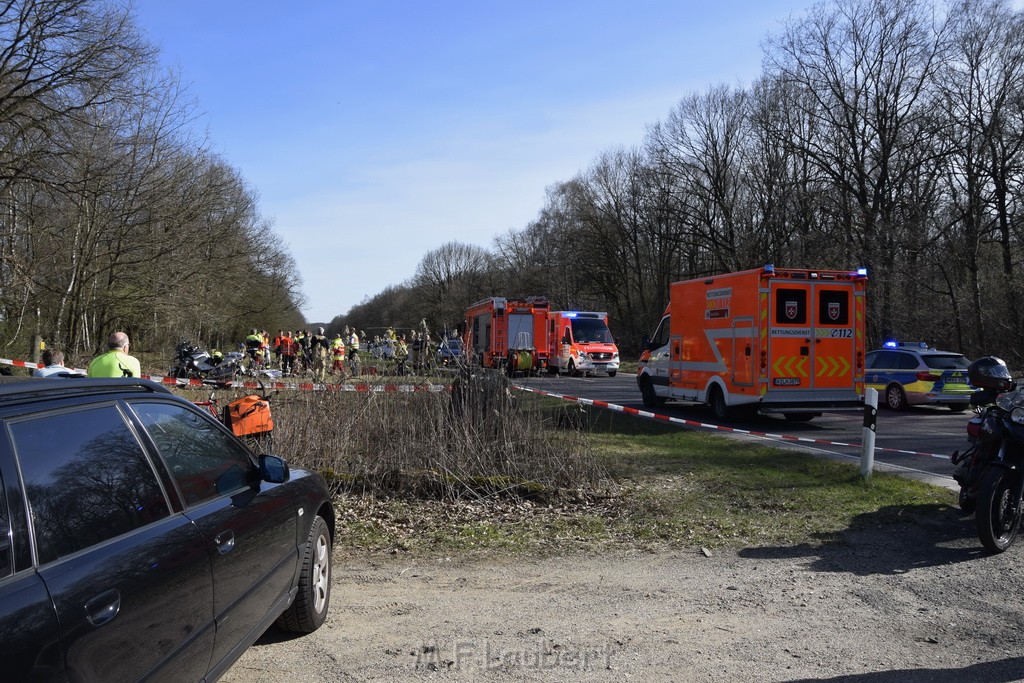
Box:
[221, 506, 1024, 683]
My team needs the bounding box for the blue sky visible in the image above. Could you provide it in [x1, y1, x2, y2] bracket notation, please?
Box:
[135, 1, 807, 323]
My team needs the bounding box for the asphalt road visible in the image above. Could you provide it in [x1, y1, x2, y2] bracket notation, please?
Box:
[515, 372, 970, 487]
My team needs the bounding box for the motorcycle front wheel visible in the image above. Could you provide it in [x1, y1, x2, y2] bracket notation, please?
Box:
[976, 467, 1022, 553]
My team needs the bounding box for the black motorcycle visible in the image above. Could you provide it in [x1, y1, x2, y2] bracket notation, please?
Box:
[951, 356, 1024, 553]
[169, 342, 242, 383]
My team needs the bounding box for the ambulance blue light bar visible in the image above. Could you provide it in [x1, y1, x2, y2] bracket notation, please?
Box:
[764, 264, 775, 274]
[563, 312, 578, 318]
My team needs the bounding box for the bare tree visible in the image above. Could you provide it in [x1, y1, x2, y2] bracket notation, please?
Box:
[764, 0, 950, 338]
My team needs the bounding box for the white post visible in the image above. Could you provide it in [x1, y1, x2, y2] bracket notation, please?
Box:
[861, 388, 878, 480]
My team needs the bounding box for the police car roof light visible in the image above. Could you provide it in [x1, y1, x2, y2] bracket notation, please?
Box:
[883, 340, 898, 348]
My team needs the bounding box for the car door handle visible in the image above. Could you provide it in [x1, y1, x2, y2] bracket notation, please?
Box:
[85, 589, 121, 627]
[215, 530, 236, 554]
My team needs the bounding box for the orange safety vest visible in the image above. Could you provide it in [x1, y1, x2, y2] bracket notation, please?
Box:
[280, 337, 298, 355]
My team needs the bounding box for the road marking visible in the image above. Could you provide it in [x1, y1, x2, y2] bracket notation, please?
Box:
[513, 384, 951, 460]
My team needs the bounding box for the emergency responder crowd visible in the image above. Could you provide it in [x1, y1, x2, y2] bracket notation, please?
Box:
[27, 322, 447, 381]
[240, 325, 443, 378]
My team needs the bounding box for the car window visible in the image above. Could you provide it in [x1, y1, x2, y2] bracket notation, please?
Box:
[869, 351, 897, 369]
[0, 468, 9, 578]
[775, 289, 807, 325]
[131, 402, 255, 507]
[8, 405, 170, 565]
[865, 352, 880, 369]
[897, 353, 920, 370]
[923, 354, 970, 370]
[817, 290, 849, 325]
[651, 316, 670, 348]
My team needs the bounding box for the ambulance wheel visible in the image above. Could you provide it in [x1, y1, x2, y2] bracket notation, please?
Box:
[885, 384, 908, 411]
[568, 360, 581, 377]
[948, 403, 969, 413]
[709, 385, 732, 421]
[639, 377, 664, 408]
[547, 365, 559, 375]
[783, 413, 816, 423]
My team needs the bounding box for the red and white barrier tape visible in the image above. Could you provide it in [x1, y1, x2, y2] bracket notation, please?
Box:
[0, 358, 446, 393]
[513, 385, 951, 461]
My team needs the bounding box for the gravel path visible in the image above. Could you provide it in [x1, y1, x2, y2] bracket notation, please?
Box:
[222, 507, 1024, 682]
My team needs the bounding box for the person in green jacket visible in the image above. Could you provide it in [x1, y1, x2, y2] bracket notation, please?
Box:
[87, 332, 142, 378]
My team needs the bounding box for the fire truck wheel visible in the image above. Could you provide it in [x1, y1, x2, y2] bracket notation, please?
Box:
[709, 385, 732, 421]
[885, 384, 908, 411]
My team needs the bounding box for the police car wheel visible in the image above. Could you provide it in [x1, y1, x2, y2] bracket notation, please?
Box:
[885, 384, 907, 411]
[948, 403, 969, 413]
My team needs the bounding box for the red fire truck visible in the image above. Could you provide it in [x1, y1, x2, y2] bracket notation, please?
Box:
[463, 296, 551, 372]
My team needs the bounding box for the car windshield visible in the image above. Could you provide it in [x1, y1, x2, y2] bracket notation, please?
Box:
[924, 354, 970, 370]
[571, 318, 613, 344]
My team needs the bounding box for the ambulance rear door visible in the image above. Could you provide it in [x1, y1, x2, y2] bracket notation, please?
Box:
[768, 280, 856, 392]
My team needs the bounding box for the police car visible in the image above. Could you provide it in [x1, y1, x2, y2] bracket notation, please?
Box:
[864, 341, 973, 411]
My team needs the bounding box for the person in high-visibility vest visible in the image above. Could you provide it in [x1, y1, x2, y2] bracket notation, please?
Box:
[346, 327, 360, 356]
[279, 331, 298, 375]
[87, 332, 141, 378]
[345, 327, 361, 376]
[330, 333, 346, 375]
[273, 329, 285, 369]
[244, 328, 263, 365]
[395, 335, 409, 375]
[309, 327, 330, 382]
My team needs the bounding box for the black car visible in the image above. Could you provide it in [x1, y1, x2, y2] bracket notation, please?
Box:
[0, 377, 334, 681]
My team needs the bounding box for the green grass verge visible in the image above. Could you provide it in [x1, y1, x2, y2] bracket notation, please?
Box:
[333, 404, 957, 555]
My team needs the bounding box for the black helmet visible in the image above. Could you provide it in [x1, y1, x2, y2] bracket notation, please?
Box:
[968, 356, 1015, 391]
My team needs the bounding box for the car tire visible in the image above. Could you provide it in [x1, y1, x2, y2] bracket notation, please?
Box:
[885, 384, 908, 411]
[277, 515, 331, 633]
[607, 371, 617, 378]
[568, 359, 581, 377]
[783, 413, 816, 423]
[948, 403, 970, 413]
[709, 385, 732, 422]
[639, 376, 665, 408]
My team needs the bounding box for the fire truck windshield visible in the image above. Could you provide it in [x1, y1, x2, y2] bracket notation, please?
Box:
[571, 318, 613, 344]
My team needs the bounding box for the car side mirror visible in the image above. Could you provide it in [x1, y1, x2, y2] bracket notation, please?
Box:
[259, 454, 290, 483]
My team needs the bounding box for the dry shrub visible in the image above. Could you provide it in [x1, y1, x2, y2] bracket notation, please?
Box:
[260, 369, 602, 501]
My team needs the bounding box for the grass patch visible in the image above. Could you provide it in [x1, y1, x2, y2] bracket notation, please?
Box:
[330, 402, 956, 555]
[593, 427, 954, 548]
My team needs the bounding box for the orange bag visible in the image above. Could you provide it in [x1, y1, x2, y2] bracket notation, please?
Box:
[223, 395, 273, 437]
